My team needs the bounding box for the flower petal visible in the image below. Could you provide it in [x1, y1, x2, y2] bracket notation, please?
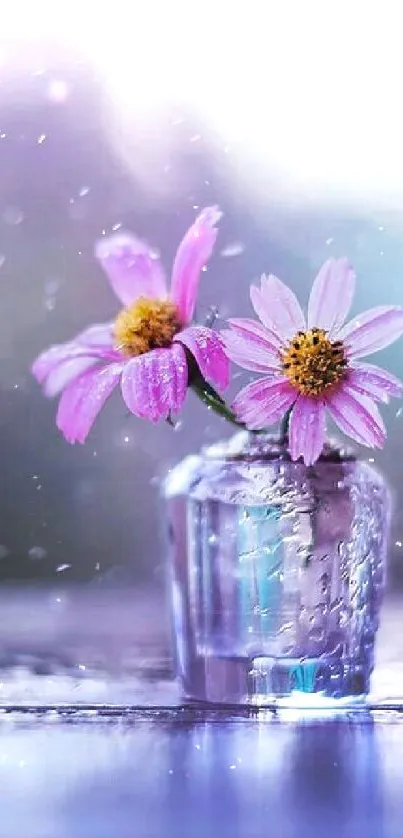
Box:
[95, 233, 167, 307]
[56, 363, 124, 444]
[289, 396, 326, 465]
[32, 325, 119, 397]
[75, 323, 115, 349]
[232, 377, 296, 429]
[174, 325, 229, 391]
[227, 317, 283, 352]
[307, 258, 356, 335]
[221, 329, 280, 373]
[43, 356, 101, 398]
[326, 385, 386, 448]
[121, 344, 187, 423]
[170, 206, 221, 324]
[340, 306, 403, 358]
[251, 274, 305, 341]
[348, 363, 403, 404]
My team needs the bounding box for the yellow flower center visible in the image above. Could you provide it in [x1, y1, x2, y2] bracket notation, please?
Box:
[281, 328, 347, 397]
[114, 297, 182, 357]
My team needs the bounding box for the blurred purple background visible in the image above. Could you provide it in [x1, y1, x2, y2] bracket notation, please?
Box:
[1, 34, 403, 594]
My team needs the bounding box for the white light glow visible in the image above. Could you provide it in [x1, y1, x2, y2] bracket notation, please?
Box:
[1, 1, 403, 208]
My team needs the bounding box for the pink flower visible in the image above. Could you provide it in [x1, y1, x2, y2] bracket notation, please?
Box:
[32, 207, 229, 443]
[222, 259, 403, 465]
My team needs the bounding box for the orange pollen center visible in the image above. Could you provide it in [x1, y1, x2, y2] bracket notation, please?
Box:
[114, 297, 182, 357]
[281, 327, 348, 397]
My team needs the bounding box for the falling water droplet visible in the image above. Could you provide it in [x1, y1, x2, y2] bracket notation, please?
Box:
[220, 242, 245, 258]
[2, 207, 24, 225]
[28, 546, 47, 561]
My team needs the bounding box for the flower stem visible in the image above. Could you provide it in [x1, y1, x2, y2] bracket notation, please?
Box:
[279, 407, 292, 443]
[191, 378, 243, 427]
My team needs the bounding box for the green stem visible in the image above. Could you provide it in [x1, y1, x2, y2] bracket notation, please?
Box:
[279, 406, 292, 443]
[191, 378, 244, 427]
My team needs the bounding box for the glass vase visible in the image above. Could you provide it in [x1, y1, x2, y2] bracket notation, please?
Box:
[164, 432, 390, 706]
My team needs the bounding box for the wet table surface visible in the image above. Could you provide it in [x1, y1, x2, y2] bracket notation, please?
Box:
[1, 587, 403, 837]
[0, 704, 403, 838]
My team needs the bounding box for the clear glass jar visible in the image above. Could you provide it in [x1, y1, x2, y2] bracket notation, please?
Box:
[164, 432, 390, 705]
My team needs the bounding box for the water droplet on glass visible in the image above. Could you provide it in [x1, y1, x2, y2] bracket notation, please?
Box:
[326, 237, 333, 245]
[189, 134, 201, 143]
[112, 222, 122, 231]
[0, 546, 10, 560]
[37, 134, 47, 145]
[56, 563, 71, 573]
[79, 186, 91, 197]
[2, 207, 24, 225]
[0, 255, 5, 269]
[28, 546, 47, 561]
[395, 540, 402, 548]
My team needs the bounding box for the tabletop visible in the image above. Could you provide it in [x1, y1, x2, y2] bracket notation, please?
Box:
[1, 586, 403, 837]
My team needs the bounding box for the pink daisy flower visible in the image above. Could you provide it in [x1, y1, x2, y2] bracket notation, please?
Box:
[32, 207, 229, 443]
[222, 259, 403, 465]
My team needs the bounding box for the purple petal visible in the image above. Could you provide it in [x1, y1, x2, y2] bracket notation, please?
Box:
[221, 329, 280, 373]
[307, 258, 355, 335]
[56, 363, 124, 444]
[174, 325, 229, 391]
[325, 385, 386, 448]
[251, 274, 305, 341]
[95, 233, 167, 307]
[340, 306, 403, 358]
[170, 206, 221, 324]
[227, 318, 283, 352]
[75, 323, 115, 349]
[289, 396, 326, 466]
[32, 326, 119, 398]
[43, 356, 101, 398]
[121, 344, 187, 423]
[348, 363, 403, 404]
[232, 376, 296, 429]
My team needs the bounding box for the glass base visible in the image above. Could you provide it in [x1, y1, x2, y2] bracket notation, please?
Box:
[181, 654, 370, 706]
